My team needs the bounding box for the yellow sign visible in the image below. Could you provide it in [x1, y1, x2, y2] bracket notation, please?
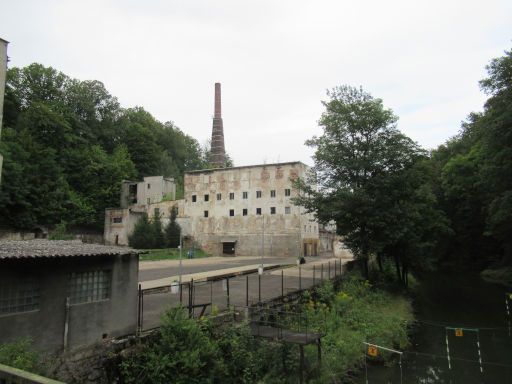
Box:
[367, 345, 378, 357]
[455, 328, 463, 337]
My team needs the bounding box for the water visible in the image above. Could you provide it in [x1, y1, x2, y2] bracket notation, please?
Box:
[360, 273, 512, 384]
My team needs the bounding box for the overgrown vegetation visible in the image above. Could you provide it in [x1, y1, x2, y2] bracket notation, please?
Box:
[0, 339, 49, 376]
[117, 272, 413, 383]
[128, 211, 181, 250]
[0, 63, 231, 230]
[295, 47, 512, 282]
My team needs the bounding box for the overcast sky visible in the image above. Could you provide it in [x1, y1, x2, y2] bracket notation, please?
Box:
[1, 0, 511, 166]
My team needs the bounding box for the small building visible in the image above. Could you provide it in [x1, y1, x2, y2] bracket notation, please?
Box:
[0, 240, 139, 352]
[104, 176, 178, 246]
[181, 162, 320, 257]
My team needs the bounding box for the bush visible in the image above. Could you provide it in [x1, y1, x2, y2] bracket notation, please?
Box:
[48, 221, 74, 240]
[164, 206, 181, 248]
[0, 339, 47, 375]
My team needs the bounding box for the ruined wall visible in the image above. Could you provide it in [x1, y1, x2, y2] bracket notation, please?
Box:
[103, 209, 143, 246]
[183, 162, 319, 256]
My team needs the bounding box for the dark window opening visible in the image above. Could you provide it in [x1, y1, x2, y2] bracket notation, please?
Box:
[256, 208, 262, 215]
[229, 192, 235, 200]
[192, 195, 197, 202]
[285, 189, 291, 196]
[204, 210, 209, 218]
[204, 194, 209, 202]
[256, 191, 262, 198]
[223, 242, 236, 255]
[243, 208, 248, 216]
[270, 207, 276, 214]
[217, 193, 222, 200]
[147, 183, 151, 189]
[243, 192, 248, 199]
[112, 217, 122, 224]
[229, 209, 235, 217]
[270, 190, 276, 197]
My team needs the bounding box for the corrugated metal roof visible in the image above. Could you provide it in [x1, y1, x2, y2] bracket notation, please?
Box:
[0, 240, 138, 260]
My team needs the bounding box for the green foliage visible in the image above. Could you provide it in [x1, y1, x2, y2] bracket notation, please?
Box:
[128, 214, 153, 249]
[0, 339, 47, 376]
[48, 221, 74, 240]
[151, 212, 165, 249]
[164, 206, 181, 248]
[0, 63, 208, 230]
[119, 308, 288, 384]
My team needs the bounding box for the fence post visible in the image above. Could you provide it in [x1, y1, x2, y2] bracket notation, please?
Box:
[258, 273, 261, 303]
[299, 266, 302, 291]
[321, 264, 324, 281]
[210, 280, 213, 308]
[137, 284, 141, 334]
[281, 270, 284, 298]
[246, 275, 249, 307]
[334, 260, 337, 277]
[226, 277, 230, 308]
[180, 282, 183, 305]
[328, 261, 331, 279]
[313, 265, 316, 286]
[188, 279, 193, 318]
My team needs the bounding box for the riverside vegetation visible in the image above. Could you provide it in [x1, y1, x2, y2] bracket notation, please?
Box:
[117, 271, 413, 383]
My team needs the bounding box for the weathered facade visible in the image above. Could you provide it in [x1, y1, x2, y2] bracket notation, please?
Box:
[181, 162, 320, 256]
[104, 176, 179, 246]
[0, 37, 8, 184]
[0, 240, 139, 352]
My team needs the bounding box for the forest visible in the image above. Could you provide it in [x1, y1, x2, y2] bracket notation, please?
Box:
[0, 63, 211, 230]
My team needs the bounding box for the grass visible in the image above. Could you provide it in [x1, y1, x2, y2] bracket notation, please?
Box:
[139, 248, 210, 261]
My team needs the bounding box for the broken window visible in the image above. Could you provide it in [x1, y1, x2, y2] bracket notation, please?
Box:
[243, 208, 248, 216]
[285, 207, 291, 214]
[217, 193, 221, 201]
[256, 208, 262, 215]
[229, 192, 235, 200]
[285, 189, 291, 196]
[204, 210, 209, 218]
[256, 191, 262, 198]
[112, 217, 122, 223]
[270, 190, 276, 198]
[192, 195, 197, 202]
[243, 192, 248, 199]
[204, 194, 209, 202]
[229, 209, 235, 217]
[270, 207, 276, 214]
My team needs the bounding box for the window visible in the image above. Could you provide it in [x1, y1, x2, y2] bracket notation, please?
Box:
[68, 270, 111, 305]
[256, 208, 262, 215]
[243, 192, 248, 199]
[0, 277, 40, 315]
[204, 194, 209, 202]
[285, 189, 291, 197]
[154, 208, 160, 216]
[112, 217, 122, 224]
[270, 190, 276, 198]
[147, 183, 151, 189]
[229, 192, 235, 200]
[192, 195, 197, 202]
[285, 207, 291, 214]
[204, 210, 209, 218]
[243, 208, 248, 216]
[229, 209, 235, 217]
[217, 193, 222, 201]
[270, 207, 276, 214]
[256, 191, 262, 198]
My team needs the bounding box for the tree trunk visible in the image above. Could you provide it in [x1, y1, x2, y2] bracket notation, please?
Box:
[394, 255, 402, 282]
[377, 253, 384, 273]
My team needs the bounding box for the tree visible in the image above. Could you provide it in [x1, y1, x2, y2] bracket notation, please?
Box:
[128, 214, 153, 249]
[151, 211, 165, 249]
[165, 206, 181, 248]
[294, 86, 436, 279]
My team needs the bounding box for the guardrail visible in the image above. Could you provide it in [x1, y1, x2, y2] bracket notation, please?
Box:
[0, 363, 64, 384]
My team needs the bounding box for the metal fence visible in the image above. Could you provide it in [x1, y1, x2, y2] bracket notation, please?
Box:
[137, 259, 345, 332]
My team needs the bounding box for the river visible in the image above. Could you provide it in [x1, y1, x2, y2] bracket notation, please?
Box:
[359, 273, 512, 383]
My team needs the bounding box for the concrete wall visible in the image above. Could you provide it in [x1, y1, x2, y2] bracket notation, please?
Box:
[0, 38, 8, 184]
[120, 176, 176, 208]
[0, 253, 138, 353]
[183, 162, 319, 256]
[103, 208, 143, 246]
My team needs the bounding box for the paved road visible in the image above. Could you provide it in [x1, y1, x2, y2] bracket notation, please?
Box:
[139, 255, 303, 282]
[138, 256, 351, 330]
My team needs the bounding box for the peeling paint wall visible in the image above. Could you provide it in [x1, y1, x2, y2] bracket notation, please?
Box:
[183, 162, 319, 256]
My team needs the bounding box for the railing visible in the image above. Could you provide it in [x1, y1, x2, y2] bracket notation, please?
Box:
[0, 364, 64, 384]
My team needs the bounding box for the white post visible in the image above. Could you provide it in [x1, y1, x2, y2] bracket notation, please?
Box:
[179, 232, 183, 286]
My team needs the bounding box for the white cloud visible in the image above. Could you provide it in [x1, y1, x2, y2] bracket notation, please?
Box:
[1, 0, 511, 166]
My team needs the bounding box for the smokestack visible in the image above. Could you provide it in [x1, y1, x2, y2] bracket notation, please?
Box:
[210, 82, 226, 168]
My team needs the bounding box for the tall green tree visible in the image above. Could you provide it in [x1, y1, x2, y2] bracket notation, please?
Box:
[295, 86, 446, 280]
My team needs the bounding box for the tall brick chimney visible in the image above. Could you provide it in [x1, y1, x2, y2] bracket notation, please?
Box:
[210, 82, 226, 167]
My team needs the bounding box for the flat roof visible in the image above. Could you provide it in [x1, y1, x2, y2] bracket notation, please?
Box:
[0, 240, 137, 260]
[185, 161, 308, 175]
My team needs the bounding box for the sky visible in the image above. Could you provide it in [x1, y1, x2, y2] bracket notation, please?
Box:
[1, 0, 511, 167]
